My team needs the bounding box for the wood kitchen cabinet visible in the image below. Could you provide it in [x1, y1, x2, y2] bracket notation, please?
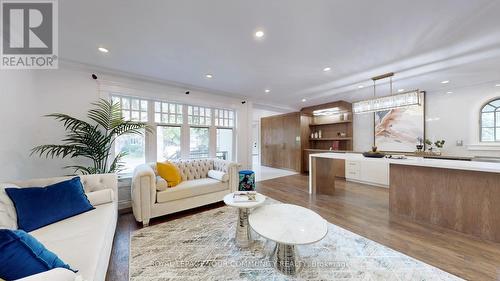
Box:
[261, 112, 301, 171]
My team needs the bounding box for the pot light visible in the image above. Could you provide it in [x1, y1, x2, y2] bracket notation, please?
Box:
[447, 91, 453, 94]
[441, 80, 450, 84]
[255, 30, 265, 38]
[496, 84, 500, 87]
[301, 98, 307, 102]
[358, 85, 364, 89]
[98, 47, 109, 53]
[264, 89, 271, 93]
[398, 89, 405, 92]
[323, 67, 331, 72]
[205, 74, 213, 79]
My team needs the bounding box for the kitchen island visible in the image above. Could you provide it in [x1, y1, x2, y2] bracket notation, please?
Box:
[309, 153, 500, 242]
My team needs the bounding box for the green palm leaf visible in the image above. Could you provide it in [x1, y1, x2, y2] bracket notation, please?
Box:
[31, 99, 150, 174]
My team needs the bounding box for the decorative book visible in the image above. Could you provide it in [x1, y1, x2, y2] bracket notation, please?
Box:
[232, 191, 257, 202]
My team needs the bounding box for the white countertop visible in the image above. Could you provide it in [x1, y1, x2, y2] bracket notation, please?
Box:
[310, 152, 500, 173]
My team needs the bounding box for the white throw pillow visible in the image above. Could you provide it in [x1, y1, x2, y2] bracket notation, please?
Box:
[0, 183, 19, 229]
[208, 170, 229, 182]
[85, 189, 114, 206]
[156, 176, 168, 191]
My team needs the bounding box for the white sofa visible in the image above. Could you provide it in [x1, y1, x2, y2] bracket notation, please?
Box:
[132, 158, 238, 226]
[0, 174, 118, 281]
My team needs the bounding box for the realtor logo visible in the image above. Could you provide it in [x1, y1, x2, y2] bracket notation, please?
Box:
[1, 0, 58, 69]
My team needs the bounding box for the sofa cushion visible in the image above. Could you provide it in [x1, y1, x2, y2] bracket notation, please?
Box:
[0, 229, 74, 280]
[29, 202, 117, 281]
[5, 177, 94, 232]
[156, 178, 227, 203]
[155, 176, 168, 191]
[86, 189, 114, 207]
[208, 170, 229, 182]
[157, 162, 182, 187]
[0, 183, 18, 229]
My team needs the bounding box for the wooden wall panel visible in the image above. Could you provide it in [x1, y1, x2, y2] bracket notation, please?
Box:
[261, 112, 301, 171]
[390, 164, 500, 242]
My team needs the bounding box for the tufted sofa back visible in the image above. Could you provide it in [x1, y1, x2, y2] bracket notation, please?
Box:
[11, 174, 118, 200]
[149, 159, 215, 181]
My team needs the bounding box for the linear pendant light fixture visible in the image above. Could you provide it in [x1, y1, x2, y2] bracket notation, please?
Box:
[352, 72, 422, 114]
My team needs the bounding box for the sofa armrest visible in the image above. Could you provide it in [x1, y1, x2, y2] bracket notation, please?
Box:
[131, 164, 157, 226]
[213, 159, 240, 192]
[16, 268, 77, 281]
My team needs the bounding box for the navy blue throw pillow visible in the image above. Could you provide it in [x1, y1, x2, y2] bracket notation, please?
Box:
[5, 177, 94, 232]
[0, 229, 75, 280]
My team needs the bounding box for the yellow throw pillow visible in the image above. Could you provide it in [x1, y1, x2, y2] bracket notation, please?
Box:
[157, 162, 182, 187]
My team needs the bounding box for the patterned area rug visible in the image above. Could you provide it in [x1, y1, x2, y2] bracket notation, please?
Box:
[130, 198, 463, 281]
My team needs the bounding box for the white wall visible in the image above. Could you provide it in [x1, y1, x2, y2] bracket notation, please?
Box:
[353, 83, 500, 157]
[0, 64, 252, 181]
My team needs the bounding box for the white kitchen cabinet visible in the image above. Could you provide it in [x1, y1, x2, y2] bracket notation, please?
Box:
[345, 160, 389, 187]
[345, 160, 361, 181]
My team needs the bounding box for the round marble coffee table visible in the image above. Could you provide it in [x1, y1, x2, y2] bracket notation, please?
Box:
[223, 192, 266, 248]
[248, 204, 328, 276]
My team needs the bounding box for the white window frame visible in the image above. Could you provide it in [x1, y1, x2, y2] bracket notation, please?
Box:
[480, 98, 500, 142]
[110, 95, 150, 175]
[110, 94, 236, 173]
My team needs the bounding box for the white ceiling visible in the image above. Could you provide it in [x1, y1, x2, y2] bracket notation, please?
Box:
[59, 0, 500, 109]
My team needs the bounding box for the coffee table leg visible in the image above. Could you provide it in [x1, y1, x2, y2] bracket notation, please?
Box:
[272, 243, 300, 275]
[235, 208, 251, 247]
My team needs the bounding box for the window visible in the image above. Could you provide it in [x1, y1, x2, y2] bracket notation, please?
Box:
[215, 109, 234, 127]
[112, 94, 236, 172]
[217, 128, 233, 160]
[190, 127, 209, 158]
[215, 109, 234, 160]
[115, 132, 146, 174]
[155, 102, 183, 124]
[157, 126, 181, 161]
[112, 95, 148, 173]
[188, 105, 211, 126]
[112, 96, 148, 121]
[480, 99, 500, 142]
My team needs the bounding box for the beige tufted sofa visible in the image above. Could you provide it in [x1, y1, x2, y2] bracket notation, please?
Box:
[131, 158, 239, 227]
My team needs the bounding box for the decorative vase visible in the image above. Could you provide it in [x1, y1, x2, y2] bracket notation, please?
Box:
[318, 130, 322, 138]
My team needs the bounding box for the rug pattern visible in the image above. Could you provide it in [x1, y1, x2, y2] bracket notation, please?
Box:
[130, 199, 463, 281]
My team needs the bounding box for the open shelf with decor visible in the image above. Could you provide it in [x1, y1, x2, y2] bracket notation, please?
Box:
[300, 101, 354, 173]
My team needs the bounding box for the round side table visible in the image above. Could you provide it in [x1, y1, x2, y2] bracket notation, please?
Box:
[249, 203, 328, 276]
[223, 192, 266, 248]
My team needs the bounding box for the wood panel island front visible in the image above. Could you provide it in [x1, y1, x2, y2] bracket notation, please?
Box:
[309, 153, 500, 243]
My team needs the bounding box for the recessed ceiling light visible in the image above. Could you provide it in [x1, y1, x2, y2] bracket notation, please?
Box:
[98, 47, 109, 53]
[398, 89, 405, 92]
[447, 91, 453, 94]
[264, 89, 271, 93]
[441, 80, 450, 84]
[496, 84, 500, 87]
[301, 98, 307, 102]
[255, 30, 265, 38]
[358, 85, 364, 89]
[323, 67, 331, 72]
[205, 74, 213, 79]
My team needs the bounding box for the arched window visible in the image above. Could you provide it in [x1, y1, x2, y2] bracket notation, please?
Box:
[480, 98, 500, 142]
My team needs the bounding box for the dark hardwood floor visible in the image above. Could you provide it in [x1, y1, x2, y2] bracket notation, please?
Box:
[106, 174, 500, 281]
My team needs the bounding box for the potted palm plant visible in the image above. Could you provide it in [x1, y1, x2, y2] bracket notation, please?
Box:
[31, 99, 151, 174]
